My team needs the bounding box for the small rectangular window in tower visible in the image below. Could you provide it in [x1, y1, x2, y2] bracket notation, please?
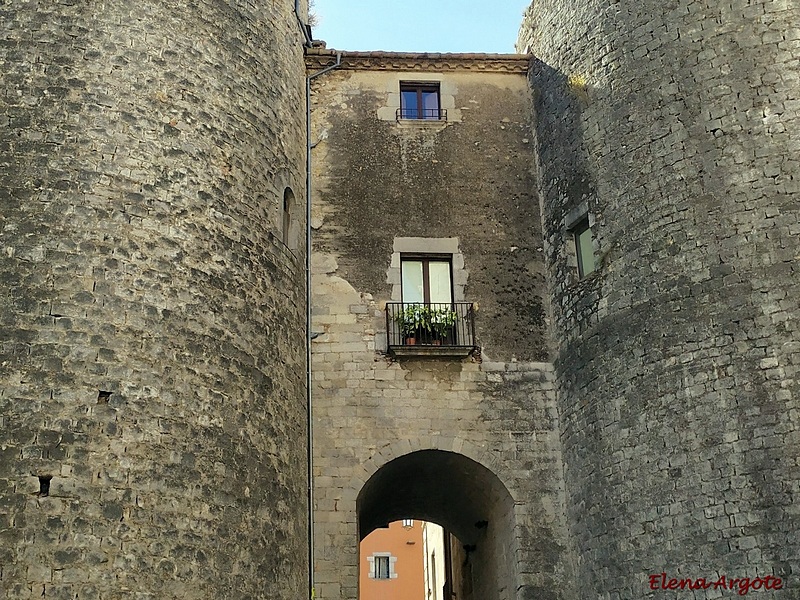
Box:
[572, 218, 596, 278]
[399, 82, 443, 120]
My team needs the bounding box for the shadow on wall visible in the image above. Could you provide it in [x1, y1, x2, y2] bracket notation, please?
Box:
[527, 58, 601, 600]
[528, 58, 599, 232]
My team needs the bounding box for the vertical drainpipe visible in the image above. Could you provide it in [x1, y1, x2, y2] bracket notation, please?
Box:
[293, 3, 313, 597]
[305, 50, 342, 600]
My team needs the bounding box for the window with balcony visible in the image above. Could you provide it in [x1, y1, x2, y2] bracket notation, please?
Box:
[386, 253, 476, 355]
[401, 255, 451, 305]
[398, 82, 445, 120]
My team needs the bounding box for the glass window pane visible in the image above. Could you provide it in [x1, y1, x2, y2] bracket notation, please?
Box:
[401, 90, 418, 118]
[576, 227, 595, 276]
[401, 260, 424, 303]
[428, 261, 452, 304]
[422, 90, 439, 119]
[374, 556, 390, 579]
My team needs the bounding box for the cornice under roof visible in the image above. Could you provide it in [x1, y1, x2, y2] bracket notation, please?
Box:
[306, 47, 532, 74]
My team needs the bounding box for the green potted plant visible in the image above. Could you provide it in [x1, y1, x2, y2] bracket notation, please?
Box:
[393, 305, 458, 345]
[429, 307, 458, 343]
[393, 305, 424, 344]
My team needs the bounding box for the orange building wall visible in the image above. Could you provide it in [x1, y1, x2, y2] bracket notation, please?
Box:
[360, 521, 425, 600]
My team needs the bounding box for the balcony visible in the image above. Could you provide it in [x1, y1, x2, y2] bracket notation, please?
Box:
[385, 302, 477, 357]
[395, 107, 448, 121]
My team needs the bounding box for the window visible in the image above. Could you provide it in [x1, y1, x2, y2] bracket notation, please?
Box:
[398, 256, 456, 346]
[401, 256, 452, 304]
[373, 555, 390, 579]
[399, 82, 442, 120]
[402, 519, 414, 528]
[368, 553, 396, 579]
[387, 239, 477, 354]
[282, 187, 294, 248]
[572, 217, 596, 278]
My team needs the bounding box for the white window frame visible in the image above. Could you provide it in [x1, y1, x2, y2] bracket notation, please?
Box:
[367, 552, 398, 580]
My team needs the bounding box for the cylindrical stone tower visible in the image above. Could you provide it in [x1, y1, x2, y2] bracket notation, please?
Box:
[520, 1, 799, 597]
[1, 2, 308, 598]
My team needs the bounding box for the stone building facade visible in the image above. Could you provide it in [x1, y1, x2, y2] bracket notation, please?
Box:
[306, 49, 570, 600]
[1, 1, 798, 599]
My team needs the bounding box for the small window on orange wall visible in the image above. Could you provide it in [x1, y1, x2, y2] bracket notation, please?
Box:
[373, 555, 390, 579]
[367, 553, 396, 580]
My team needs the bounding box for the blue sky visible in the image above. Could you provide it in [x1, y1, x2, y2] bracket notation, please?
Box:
[310, 0, 532, 54]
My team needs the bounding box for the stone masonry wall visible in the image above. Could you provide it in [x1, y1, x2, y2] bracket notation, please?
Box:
[309, 57, 574, 600]
[519, 0, 800, 598]
[1, 2, 309, 598]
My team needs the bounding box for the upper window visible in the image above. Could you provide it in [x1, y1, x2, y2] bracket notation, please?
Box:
[399, 82, 443, 120]
[572, 217, 596, 278]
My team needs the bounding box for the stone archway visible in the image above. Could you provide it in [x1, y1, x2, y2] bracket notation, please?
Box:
[357, 450, 518, 600]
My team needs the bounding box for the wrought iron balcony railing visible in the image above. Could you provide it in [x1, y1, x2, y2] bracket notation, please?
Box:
[396, 107, 448, 121]
[386, 302, 477, 355]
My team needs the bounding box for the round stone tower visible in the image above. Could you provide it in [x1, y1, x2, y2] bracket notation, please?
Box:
[1, 2, 308, 598]
[520, 1, 799, 597]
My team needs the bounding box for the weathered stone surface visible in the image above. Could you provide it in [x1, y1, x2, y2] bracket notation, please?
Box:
[0, 2, 309, 598]
[3, 1, 796, 597]
[308, 55, 571, 600]
[519, 0, 800, 597]
[310, 60, 548, 363]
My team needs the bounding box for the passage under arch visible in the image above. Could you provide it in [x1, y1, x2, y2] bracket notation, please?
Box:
[356, 450, 518, 600]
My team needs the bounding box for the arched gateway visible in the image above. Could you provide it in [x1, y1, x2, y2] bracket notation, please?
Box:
[358, 450, 517, 600]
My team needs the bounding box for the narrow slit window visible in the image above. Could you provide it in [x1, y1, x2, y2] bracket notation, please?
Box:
[282, 187, 294, 248]
[573, 218, 596, 278]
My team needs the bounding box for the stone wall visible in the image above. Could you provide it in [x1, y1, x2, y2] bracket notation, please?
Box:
[308, 53, 550, 364]
[0, 2, 309, 598]
[308, 52, 573, 600]
[519, 0, 800, 597]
